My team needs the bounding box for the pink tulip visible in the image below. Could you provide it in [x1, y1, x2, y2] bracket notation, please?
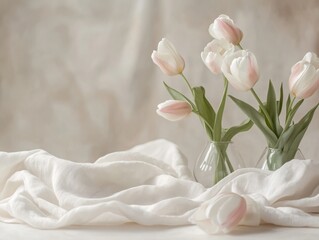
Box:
[151, 38, 185, 76]
[201, 39, 236, 74]
[289, 52, 319, 99]
[209, 15, 243, 45]
[221, 50, 259, 91]
[190, 193, 247, 234]
[156, 100, 192, 121]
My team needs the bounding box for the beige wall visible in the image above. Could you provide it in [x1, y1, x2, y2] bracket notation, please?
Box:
[0, 0, 318, 167]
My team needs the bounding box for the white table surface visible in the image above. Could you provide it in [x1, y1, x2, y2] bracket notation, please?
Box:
[1, 222, 319, 240]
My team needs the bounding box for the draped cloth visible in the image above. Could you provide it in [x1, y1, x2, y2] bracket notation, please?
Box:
[1, 139, 319, 232]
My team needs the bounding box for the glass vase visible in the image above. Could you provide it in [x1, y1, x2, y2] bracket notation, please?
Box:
[256, 147, 305, 171]
[193, 141, 244, 188]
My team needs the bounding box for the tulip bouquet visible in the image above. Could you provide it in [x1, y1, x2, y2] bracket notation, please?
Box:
[152, 14, 319, 179]
[152, 15, 254, 185]
[230, 52, 319, 170]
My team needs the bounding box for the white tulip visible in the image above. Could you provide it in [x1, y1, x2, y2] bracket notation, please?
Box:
[221, 50, 259, 91]
[201, 39, 236, 74]
[151, 38, 185, 76]
[156, 100, 192, 121]
[190, 193, 247, 234]
[289, 52, 319, 99]
[209, 15, 243, 45]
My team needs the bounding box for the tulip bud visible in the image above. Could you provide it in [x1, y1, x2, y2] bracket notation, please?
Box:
[190, 193, 247, 234]
[156, 100, 192, 121]
[289, 52, 319, 99]
[209, 15, 243, 45]
[151, 38, 185, 76]
[221, 50, 259, 91]
[201, 39, 236, 74]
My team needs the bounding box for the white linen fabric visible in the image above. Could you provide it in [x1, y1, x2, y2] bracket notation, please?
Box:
[1, 139, 319, 231]
[0, 139, 203, 229]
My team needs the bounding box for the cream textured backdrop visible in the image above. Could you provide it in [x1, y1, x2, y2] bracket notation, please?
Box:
[0, 0, 318, 168]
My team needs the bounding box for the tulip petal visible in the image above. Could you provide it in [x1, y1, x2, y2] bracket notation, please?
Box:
[156, 100, 192, 121]
[151, 38, 185, 76]
[230, 53, 258, 90]
[222, 50, 259, 91]
[230, 56, 251, 89]
[191, 193, 247, 234]
[289, 62, 304, 90]
[303, 52, 319, 68]
[289, 52, 319, 99]
[217, 20, 243, 45]
[290, 63, 317, 98]
[201, 39, 234, 75]
[205, 52, 223, 74]
[294, 68, 319, 99]
[209, 15, 243, 45]
[218, 196, 247, 231]
[151, 52, 178, 76]
[159, 38, 185, 71]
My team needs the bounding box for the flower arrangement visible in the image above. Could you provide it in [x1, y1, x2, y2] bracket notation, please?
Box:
[230, 51, 319, 170]
[152, 14, 319, 182]
[151, 15, 253, 185]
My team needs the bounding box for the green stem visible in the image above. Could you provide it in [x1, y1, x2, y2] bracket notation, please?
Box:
[266, 148, 293, 171]
[213, 77, 228, 141]
[213, 143, 229, 184]
[275, 97, 304, 149]
[225, 153, 234, 172]
[192, 111, 214, 141]
[215, 158, 226, 184]
[285, 97, 301, 130]
[287, 96, 295, 114]
[180, 73, 193, 96]
[283, 96, 297, 131]
[250, 88, 275, 131]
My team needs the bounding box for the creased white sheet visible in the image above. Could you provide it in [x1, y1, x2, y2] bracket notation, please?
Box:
[1, 139, 319, 231]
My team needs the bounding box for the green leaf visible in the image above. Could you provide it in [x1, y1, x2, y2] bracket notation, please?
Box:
[276, 124, 295, 150]
[222, 119, 253, 142]
[229, 95, 278, 146]
[282, 103, 319, 151]
[193, 86, 216, 140]
[213, 79, 228, 141]
[192, 111, 214, 140]
[285, 99, 304, 127]
[266, 80, 276, 122]
[277, 83, 283, 116]
[284, 127, 307, 161]
[285, 94, 291, 121]
[163, 82, 195, 109]
[250, 87, 275, 132]
[266, 80, 282, 136]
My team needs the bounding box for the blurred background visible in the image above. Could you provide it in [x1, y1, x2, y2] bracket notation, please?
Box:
[0, 0, 318, 168]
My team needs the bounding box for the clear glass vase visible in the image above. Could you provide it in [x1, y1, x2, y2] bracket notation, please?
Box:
[193, 141, 244, 188]
[256, 147, 305, 171]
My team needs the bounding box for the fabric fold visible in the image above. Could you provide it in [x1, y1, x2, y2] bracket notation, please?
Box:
[0, 139, 204, 228]
[1, 139, 319, 233]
